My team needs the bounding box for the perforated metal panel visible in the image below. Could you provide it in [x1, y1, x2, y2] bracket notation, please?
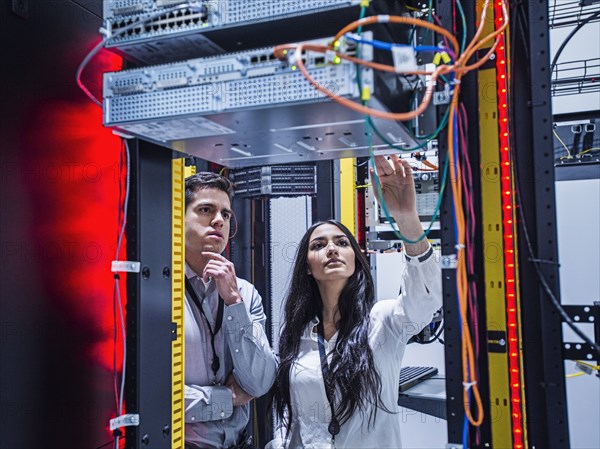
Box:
[106, 85, 218, 123]
[220, 0, 361, 25]
[104, 0, 154, 19]
[268, 196, 312, 354]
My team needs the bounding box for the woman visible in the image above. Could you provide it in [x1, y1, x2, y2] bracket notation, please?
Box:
[268, 155, 442, 448]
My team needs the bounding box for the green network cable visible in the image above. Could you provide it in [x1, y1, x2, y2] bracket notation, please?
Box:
[353, 4, 447, 243]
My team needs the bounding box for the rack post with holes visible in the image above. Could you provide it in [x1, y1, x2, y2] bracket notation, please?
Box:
[562, 303, 600, 361]
[511, 1, 571, 447]
[435, 0, 494, 446]
[125, 140, 174, 449]
[437, 0, 572, 447]
[435, 0, 473, 444]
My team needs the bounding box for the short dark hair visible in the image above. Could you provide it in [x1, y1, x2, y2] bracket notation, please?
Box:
[185, 172, 234, 208]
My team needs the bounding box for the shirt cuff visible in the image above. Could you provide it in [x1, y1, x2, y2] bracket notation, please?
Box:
[222, 301, 252, 329]
[404, 242, 434, 263]
[185, 386, 233, 423]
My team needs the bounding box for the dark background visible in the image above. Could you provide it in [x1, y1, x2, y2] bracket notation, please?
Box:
[1, 1, 124, 447]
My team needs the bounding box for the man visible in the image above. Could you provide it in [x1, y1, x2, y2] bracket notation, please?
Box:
[184, 172, 277, 449]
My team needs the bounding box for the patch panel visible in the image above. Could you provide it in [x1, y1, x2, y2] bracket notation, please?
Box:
[101, 0, 405, 64]
[230, 165, 317, 198]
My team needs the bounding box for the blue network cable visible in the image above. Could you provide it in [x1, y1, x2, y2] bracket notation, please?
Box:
[345, 32, 450, 55]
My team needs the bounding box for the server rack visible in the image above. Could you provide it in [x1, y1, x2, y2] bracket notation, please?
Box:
[117, 2, 579, 448]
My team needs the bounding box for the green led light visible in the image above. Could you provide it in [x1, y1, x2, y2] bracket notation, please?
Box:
[291, 65, 297, 71]
[333, 56, 341, 65]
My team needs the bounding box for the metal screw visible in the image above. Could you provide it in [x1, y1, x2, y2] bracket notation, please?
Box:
[142, 267, 150, 279]
[163, 267, 171, 279]
[141, 434, 149, 446]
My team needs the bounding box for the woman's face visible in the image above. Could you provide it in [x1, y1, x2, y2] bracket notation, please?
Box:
[306, 223, 356, 283]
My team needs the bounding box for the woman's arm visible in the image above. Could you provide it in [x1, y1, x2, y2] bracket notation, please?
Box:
[370, 154, 442, 341]
[370, 154, 429, 255]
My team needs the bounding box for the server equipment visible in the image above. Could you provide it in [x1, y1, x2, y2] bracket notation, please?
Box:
[103, 33, 421, 168]
[103, 0, 405, 64]
[372, 169, 440, 223]
[230, 165, 317, 198]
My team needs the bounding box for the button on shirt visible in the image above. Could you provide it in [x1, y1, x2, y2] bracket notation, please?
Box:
[184, 264, 277, 449]
[268, 245, 442, 449]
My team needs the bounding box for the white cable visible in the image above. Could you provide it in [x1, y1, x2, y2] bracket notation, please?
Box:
[114, 139, 131, 448]
[116, 139, 131, 259]
[77, 2, 201, 107]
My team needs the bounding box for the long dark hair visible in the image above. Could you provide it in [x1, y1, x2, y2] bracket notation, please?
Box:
[271, 220, 388, 433]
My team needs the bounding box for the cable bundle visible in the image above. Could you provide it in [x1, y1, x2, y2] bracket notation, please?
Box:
[274, 0, 512, 434]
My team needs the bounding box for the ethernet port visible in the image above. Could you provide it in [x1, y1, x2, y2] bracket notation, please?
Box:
[259, 55, 268, 62]
[315, 56, 325, 65]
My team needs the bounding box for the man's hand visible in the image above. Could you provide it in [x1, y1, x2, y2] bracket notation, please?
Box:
[225, 373, 254, 407]
[201, 252, 243, 306]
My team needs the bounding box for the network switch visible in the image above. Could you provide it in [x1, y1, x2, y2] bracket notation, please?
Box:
[103, 34, 420, 168]
[102, 0, 406, 64]
[230, 165, 317, 198]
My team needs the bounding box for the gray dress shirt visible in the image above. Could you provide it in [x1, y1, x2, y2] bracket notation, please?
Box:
[184, 264, 277, 448]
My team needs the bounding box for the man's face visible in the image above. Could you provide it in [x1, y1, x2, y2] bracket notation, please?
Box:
[185, 188, 232, 255]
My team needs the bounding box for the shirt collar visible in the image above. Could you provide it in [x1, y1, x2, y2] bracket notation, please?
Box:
[185, 262, 197, 279]
[307, 316, 339, 344]
[185, 262, 212, 289]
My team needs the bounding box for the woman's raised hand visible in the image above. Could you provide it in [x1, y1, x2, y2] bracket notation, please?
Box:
[370, 154, 418, 218]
